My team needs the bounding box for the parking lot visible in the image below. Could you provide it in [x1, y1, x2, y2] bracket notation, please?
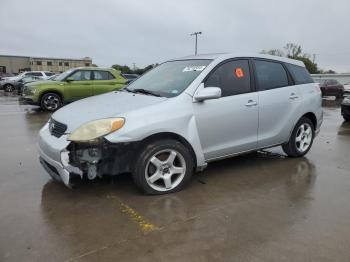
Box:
[0, 92, 349, 262]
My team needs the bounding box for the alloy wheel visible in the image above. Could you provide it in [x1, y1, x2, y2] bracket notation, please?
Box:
[5, 85, 14, 92]
[295, 123, 313, 153]
[44, 95, 60, 111]
[145, 149, 186, 192]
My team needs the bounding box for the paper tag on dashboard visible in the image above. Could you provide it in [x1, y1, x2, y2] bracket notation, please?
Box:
[183, 66, 206, 72]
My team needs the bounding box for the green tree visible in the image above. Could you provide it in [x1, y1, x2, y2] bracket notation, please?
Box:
[292, 56, 318, 73]
[260, 49, 284, 57]
[112, 63, 158, 75]
[284, 43, 302, 58]
[261, 43, 321, 73]
[111, 64, 133, 74]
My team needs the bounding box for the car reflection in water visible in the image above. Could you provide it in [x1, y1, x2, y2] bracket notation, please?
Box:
[40, 152, 316, 260]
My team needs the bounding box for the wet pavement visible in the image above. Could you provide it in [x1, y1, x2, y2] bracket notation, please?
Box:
[0, 92, 349, 262]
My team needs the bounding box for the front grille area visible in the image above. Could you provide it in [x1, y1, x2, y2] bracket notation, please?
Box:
[49, 118, 67, 138]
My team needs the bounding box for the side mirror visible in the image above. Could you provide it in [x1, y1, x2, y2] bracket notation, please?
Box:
[194, 85, 221, 102]
[66, 77, 74, 82]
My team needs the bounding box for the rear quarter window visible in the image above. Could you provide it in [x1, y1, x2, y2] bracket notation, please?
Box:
[254, 60, 289, 90]
[94, 71, 115, 80]
[286, 64, 314, 85]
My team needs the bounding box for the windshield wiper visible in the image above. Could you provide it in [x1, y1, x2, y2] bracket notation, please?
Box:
[121, 87, 133, 92]
[131, 88, 161, 97]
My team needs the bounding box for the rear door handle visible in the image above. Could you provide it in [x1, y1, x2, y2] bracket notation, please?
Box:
[289, 93, 299, 99]
[245, 100, 258, 107]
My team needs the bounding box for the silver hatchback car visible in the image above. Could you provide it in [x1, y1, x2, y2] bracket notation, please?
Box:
[38, 53, 323, 194]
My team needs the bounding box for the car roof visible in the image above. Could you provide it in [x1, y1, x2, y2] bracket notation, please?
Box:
[122, 73, 139, 76]
[75, 67, 114, 71]
[171, 53, 305, 67]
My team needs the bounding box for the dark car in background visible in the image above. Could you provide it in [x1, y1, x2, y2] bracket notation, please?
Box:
[343, 82, 350, 95]
[341, 96, 350, 121]
[318, 79, 344, 98]
[121, 73, 139, 83]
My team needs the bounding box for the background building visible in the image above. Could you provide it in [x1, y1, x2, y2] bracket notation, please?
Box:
[0, 55, 92, 74]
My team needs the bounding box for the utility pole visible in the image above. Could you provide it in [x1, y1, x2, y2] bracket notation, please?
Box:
[312, 54, 316, 64]
[190, 32, 202, 55]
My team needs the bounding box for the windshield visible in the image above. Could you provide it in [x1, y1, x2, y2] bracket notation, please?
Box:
[127, 59, 212, 97]
[48, 75, 57, 80]
[9, 73, 25, 80]
[55, 69, 75, 81]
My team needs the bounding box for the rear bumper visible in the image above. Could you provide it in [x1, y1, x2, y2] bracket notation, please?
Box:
[316, 110, 323, 136]
[341, 104, 350, 117]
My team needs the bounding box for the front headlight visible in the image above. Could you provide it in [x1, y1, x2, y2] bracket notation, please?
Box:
[68, 118, 125, 142]
[25, 87, 37, 95]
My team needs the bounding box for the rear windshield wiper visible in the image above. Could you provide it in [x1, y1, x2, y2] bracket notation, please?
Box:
[131, 88, 161, 97]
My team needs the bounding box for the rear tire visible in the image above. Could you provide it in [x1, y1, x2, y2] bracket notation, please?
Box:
[40, 93, 62, 111]
[132, 139, 194, 195]
[282, 117, 315, 157]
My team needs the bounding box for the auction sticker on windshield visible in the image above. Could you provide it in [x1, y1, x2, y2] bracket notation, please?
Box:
[183, 66, 206, 72]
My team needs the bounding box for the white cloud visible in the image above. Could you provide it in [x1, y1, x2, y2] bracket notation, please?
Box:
[0, 0, 349, 72]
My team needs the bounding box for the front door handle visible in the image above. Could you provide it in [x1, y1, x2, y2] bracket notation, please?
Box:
[245, 100, 258, 107]
[289, 93, 299, 99]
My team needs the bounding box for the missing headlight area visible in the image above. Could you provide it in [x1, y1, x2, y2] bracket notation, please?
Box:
[67, 139, 138, 181]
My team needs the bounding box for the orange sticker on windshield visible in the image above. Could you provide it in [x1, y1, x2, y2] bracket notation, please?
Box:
[235, 68, 244, 78]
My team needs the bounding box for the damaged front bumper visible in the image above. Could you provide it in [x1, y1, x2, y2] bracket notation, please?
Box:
[38, 123, 82, 187]
[38, 122, 137, 188]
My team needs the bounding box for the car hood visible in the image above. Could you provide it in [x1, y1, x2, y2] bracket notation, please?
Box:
[3, 76, 19, 81]
[1, 78, 16, 83]
[52, 91, 167, 132]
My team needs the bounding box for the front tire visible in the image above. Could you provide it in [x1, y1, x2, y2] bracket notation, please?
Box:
[282, 117, 315, 157]
[4, 84, 14, 92]
[132, 139, 194, 195]
[40, 93, 62, 111]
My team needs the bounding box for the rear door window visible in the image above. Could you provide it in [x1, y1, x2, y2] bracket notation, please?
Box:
[254, 60, 289, 90]
[286, 64, 314, 85]
[93, 71, 115, 80]
[204, 59, 251, 97]
[69, 70, 92, 81]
